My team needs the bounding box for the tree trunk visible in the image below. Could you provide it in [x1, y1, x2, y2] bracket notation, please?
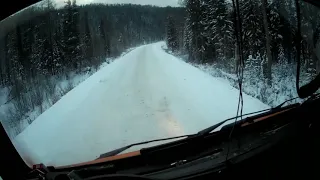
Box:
[261, 0, 272, 85]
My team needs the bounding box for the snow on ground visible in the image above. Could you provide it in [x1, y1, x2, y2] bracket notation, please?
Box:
[13, 42, 269, 167]
[0, 59, 114, 139]
[0, 87, 10, 134]
[0, 87, 9, 105]
[193, 63, 301, 107]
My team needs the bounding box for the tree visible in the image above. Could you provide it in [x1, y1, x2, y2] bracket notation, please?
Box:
[203, 0, 232, 63]
[184, 0, 234, 65]
[269, 0, 292, 64]
[261, 0, 272, 84]
[62, 0, 81, 71]
[240, 0, 263, 59]
[185, 0, 203, 62]
[199, 0, 217, 63]
[166, 16, 179, 52]
[6, 29, 23, 82]
[83, 11, 93, 65]
[99, 18, 111, 58]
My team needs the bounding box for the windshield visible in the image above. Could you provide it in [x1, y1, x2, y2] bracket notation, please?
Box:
[0, 0, 319, 167]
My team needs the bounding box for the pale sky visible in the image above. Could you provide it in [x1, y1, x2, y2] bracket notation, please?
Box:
[53, 0, 181, 7]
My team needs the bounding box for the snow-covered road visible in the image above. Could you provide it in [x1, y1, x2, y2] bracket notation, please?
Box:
[13, 42, 269, 167]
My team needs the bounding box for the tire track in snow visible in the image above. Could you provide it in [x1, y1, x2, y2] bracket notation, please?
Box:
[132, 47, 185, 137]
[156, 96, 185, 137]
[140, 46, 186, 137]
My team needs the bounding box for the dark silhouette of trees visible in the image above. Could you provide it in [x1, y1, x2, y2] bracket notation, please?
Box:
[166, 16, 179, 52]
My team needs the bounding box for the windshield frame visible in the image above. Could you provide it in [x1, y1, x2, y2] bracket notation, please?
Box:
[1, 1, 320, 179]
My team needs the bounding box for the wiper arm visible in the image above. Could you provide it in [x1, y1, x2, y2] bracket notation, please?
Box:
[197, 108, 271, 136]
[197, 97, 301, 136]
[98, 135, 189, 159]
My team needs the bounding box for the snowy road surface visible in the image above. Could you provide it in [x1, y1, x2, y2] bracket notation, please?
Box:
[14, 42, 269, 167]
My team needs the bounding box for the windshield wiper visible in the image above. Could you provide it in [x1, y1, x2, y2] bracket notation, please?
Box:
[197, 97, 301, 136]
[99, 109, 271, 158]
[196, 108, 271, 136]
[98, 135, 190, 159]
[99, 98, 300, 159]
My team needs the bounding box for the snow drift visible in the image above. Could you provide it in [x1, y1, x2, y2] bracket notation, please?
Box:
[13, 42, 269, 167]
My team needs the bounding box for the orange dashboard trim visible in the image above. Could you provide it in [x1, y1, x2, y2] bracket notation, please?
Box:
[241, 108, 292, 127]
[57, 150, 141, 169]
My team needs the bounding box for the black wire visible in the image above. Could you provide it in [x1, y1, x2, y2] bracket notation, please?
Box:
[295, 0, 303, 98]
[235, 0, 245, 123]
[226, 0, 245, 163]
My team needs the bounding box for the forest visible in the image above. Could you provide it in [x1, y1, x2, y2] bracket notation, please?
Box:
[0, 0, 185, 137]
[165, 0, 320, 105]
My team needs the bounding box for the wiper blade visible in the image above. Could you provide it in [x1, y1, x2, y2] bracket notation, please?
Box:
[98, 135, 189, 159]
[197, 97, 301, 136]
[197, 108, 271, 136]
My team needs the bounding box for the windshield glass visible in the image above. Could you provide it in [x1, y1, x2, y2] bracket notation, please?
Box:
[0, 0, 319, 167]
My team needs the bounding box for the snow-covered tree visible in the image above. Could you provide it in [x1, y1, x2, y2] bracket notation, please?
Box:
[166, 16, 179, 52]
[83, 11, 93, 66]
[261, 0, 272, 84]
[62, 0, 82, 70]
[204, 0, 233, 62]
[6, 30, 23, 82]
[99, 19, 111, 58]
[185, 0, 203, 62]
[240, 0, 263, 58]
[184, 0, 234, 65]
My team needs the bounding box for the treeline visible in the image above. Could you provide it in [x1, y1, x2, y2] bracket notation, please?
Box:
[166, 0, 320, 84]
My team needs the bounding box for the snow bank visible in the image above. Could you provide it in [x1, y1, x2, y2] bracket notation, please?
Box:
[192, 62, 304, 107]
[0, 59, 114, 139]
[14, 42, 268, 167]
[0, 87, 9, 105]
